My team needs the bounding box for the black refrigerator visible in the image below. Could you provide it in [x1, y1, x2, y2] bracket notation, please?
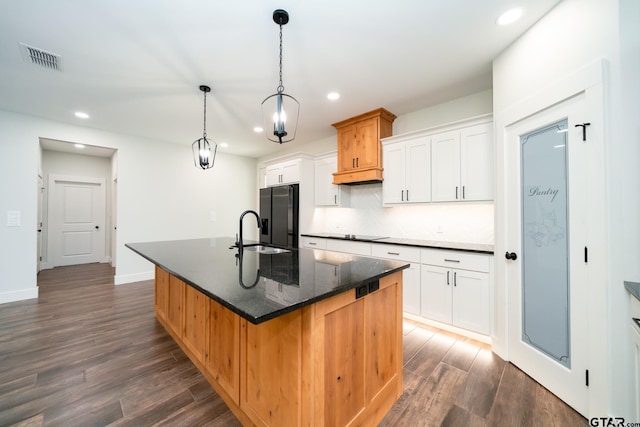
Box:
[259, 184, 299, 249]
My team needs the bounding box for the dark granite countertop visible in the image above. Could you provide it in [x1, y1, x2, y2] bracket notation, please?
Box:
[301, 233, 494, 254]
[126, 237, 409, 325]
[625, 281, 640, 302]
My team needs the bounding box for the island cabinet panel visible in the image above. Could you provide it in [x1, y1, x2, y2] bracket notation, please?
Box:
[166, 275, 185, 339]
[154, 266, 169, 322]
[206, 298, 240, 405]
[322, 296, 366, 425]
[182, 285, 209, 364]
[313, 271, 403, 426]
[365, 282, 402, 403]
[240, 310, 310, 427]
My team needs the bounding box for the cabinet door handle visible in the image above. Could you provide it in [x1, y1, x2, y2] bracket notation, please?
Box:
[454, 271, 457, 286]
[455, 186, 459, 199]
[444, 259, 460, 263]
[387, 252, 400, 256]
[356, 157, 359, 167]
[447, 270, 450, 285]
[352, 158, 355, 168]
[308, 242, 317, 246]
[334, 194, 337, 204]
[406, 189, 409, 201]
[401, 190, 404, 201]
[463, 186, 466, 199]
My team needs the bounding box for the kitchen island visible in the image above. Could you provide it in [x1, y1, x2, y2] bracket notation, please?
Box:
[126, 237, 409, 427]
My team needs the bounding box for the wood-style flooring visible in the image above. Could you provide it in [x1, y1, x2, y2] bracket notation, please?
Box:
[0, 263, 587, 426]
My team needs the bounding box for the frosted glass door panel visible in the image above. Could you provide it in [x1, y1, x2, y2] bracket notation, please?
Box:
[520, 119, 570, 368]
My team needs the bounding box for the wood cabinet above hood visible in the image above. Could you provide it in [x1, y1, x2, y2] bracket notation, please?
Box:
[332, 108, 396, 185]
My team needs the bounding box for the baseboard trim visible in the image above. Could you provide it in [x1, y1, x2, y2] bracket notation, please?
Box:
[114, 271, 154, 285]
[0, 287, 39, 304]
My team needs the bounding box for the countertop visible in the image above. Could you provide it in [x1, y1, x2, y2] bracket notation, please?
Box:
[301, 232, 494, 254]
[126, 237, 409, 324]
[625, 281, 640, 302]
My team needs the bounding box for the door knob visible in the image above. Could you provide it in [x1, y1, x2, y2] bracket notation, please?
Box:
[95, 225, 100, 230]
[505, 251, 517, 260]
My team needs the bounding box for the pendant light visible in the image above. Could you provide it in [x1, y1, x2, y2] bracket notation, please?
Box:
[192, 85, 217, 169]
[261, 9, 299, 144]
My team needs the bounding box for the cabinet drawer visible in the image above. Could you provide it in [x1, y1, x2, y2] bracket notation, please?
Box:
[421, 248, 489, 272]
[371, 244, 420, 263]
[300, 237, 327, 250]
[326, 239, 371, 256]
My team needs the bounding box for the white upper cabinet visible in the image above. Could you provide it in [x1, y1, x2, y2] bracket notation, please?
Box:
[382, 135, 431, 205]
[460, 123, 494, 201]
[258, 167, 267, 189]
[266, 159, 301, 186]
[432, 122, 493, 202]
[314, 155, 350, 207]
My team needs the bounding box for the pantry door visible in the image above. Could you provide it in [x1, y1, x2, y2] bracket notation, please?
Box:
[504, 93, 589, 415]
[49, 174, 106, 267]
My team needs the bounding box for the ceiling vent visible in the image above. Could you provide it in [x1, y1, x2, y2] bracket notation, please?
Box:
[19, 43, 62, 71]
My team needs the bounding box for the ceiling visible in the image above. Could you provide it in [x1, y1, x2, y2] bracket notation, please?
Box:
[1, 1, 561, 159]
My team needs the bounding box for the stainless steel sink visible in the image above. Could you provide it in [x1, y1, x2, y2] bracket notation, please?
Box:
[242, 245, 291, 255]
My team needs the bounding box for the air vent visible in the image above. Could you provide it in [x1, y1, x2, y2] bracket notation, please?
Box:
[19, 43, 62, 71]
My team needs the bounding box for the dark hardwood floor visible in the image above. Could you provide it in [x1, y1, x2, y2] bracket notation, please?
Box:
[0, 263, 587, 426]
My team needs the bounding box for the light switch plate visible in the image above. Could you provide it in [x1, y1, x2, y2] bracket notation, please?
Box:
[7, 210, 21, 227]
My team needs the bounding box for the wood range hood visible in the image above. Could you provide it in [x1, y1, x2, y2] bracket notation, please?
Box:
[332, 108, 396, 185]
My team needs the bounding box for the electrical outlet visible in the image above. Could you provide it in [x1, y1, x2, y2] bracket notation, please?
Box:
[436, 225, 444, 234]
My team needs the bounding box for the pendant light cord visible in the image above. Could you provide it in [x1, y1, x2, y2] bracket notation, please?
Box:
[202, 90, 207, 138]
[278, 22, 284, 94]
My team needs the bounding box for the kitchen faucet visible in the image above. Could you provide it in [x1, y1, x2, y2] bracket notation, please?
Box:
[236, 210, 261, 250]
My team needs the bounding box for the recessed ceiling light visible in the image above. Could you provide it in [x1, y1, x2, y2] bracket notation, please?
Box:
[220, 142, 229, 148]
[497, 8, 522, 26]
[74, 111, 89, 119]
[74, 143, 85, 149]
[253, 126, 263, 133]
[327, 92, 340, 101]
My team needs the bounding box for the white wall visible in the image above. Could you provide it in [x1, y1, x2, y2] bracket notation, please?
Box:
[493, 0, 638, 418]
[0, 109, 257, 301]
[0, 112, 39, 303]
[258, 90, 494, 244]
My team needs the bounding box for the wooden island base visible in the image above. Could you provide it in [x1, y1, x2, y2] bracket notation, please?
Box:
[154, 267, 404, 426]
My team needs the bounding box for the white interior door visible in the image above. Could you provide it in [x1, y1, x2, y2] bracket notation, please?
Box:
[49, 174, 106, 267]
[505, 93, 589, 415]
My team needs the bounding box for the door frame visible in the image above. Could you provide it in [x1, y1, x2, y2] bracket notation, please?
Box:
[494, 60, 608, 417]
[37, 174, 44, 273]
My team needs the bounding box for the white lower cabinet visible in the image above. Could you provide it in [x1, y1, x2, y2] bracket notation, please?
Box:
[300, 237, 492, 334]
[420, 249, 491, 335]
[325, 239, 371, 256]
[420, 265, 452, 324]
[300, 236, 327, 250]
[371, 244, 421, 315]
[633, 323, 640, 420]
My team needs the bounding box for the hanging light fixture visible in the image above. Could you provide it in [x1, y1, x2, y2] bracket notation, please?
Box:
[192, 85, 217, 170]
[261, 9, 299, 144]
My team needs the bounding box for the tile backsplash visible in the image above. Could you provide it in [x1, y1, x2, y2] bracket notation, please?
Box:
[309, 183, 494, 244]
